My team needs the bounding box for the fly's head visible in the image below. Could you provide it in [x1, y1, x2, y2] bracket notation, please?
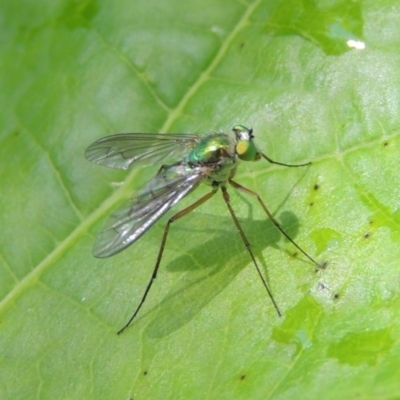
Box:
[232, 125, 261, 162]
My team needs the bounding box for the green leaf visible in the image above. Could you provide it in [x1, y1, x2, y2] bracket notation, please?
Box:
[1, 0, 400, 399]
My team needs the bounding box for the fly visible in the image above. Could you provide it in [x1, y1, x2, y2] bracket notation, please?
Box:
[85, 125, 321, 334]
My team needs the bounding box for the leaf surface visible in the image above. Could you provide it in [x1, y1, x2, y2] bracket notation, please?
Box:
[1, 0, 400, 399]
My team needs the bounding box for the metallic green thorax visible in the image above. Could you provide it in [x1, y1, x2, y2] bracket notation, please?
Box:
[187, 134, 235, 165]
[187, 126, 261, 186]
[187, 133, 237, 185]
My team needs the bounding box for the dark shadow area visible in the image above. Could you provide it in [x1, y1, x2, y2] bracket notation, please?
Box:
[141, 205, 313, 338]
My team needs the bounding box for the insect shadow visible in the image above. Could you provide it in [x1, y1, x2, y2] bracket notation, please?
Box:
[143, 208, 304, 338]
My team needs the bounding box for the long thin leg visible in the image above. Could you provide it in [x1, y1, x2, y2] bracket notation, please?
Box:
[229, 179, 321, 268]
[261, 152, 311, 167]
[221, 186, 282, 317]
[118, 187, 218, 334]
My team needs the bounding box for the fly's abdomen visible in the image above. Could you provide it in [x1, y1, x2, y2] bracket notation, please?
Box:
[188, 134, 235, 165]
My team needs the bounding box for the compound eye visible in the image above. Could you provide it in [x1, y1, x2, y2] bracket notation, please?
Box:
[237, 140, 259, 161]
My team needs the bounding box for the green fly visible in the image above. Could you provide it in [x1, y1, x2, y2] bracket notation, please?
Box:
[85, 125, 321, 334]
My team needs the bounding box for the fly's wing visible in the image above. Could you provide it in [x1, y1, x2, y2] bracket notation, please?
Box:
[93, 164, 208, 258]
[85, 133, 201, 170]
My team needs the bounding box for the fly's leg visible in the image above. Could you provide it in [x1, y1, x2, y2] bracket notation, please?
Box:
[229, 179, 321, 268]
[118, 186, 218, 334]
[221, 186, 282, 317]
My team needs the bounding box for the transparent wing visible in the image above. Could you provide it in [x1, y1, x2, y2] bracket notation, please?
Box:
[85, 132, 201, 170]
[93, 164, 209, 258]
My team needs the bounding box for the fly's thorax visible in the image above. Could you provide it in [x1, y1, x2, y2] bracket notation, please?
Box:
[187, 134, 239, 186]
[188, 134, 236, 166]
